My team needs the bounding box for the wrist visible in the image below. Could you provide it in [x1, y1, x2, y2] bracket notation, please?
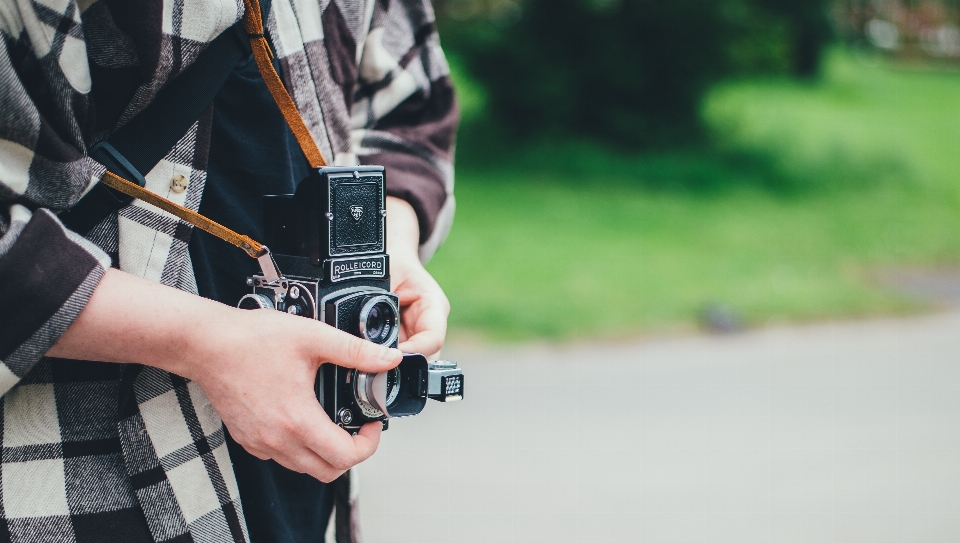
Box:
[386, 197, 421, 261]
[172, 301, 238, 381]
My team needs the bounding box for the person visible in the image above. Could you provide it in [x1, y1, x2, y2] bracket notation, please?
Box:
[0, 0, 457, 541]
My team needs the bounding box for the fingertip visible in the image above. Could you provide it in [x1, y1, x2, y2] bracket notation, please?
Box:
[363, 346, 401, 373]
[355, 421, 383, 455]
[399, 331, 443, 359]
[328, 329, 403, 372]
[380, 347, 402, 366]
[357, 420, 382, 438]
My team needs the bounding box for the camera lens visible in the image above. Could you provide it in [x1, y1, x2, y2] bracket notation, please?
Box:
[385, 368, 400, 406]
[365, 303, 392, 341]
[354, 367, 402, 418]
[358, 295, 399, 346]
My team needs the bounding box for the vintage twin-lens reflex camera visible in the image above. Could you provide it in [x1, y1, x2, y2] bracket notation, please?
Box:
[236, 166, 463, 434]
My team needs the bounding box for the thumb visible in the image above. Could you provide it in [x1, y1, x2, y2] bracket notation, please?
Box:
[398, 330, 444, 361]
[315, 326, 402, 373]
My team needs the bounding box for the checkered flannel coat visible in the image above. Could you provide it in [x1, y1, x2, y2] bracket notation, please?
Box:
[0, 0, 457, 540]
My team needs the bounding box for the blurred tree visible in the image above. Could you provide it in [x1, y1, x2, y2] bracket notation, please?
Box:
[439, 0, 732, 147]
[436, 0, 833, 148]
[748, 0, 833, 77]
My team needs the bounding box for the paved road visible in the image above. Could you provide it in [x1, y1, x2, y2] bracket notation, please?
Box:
[357, 311, 960, 543]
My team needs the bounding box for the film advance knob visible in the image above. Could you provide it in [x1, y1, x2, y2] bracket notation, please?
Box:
[237, 293, 274, 310]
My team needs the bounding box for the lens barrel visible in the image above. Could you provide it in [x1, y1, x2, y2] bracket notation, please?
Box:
[354, 368, 402, 418]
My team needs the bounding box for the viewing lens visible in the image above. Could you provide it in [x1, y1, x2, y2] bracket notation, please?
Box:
[359, 296, 398, 345]
[366, 305, 384, 339]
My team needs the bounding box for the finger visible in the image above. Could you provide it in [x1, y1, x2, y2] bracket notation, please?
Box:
[273, 446, 346, 483]
[408, 295, 449, 334]
[303, 423, 380, 472]
[296, 400, 382, 471]
[398, 300, 447, 355]
[258, 399, 379, 481]
[313, 325, 402, 372]
[227, 422, 346, 482]
[353, 421, 383, 458]
[399, 329, 444, 358]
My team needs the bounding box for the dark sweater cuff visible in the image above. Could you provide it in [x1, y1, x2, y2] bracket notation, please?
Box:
[370, 151, 449, 245]
[0, 208, 109, 394]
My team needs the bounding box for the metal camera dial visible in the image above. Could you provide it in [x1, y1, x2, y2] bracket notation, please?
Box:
[238, 293, 274, 310]
[282, 284, 315, 319]
[239, 284, 315, 318]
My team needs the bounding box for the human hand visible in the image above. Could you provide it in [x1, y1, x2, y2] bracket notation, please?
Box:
[386, 197, 450, 359]
[191, 306, 402, 482]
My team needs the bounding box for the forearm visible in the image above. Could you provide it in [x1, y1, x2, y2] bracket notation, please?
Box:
[46, 268, 231, 378]
[387, 196, 421, 257]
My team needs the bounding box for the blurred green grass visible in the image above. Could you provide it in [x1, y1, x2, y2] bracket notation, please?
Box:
[427, 50, 960, 341]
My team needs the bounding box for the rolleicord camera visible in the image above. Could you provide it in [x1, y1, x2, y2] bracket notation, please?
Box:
[237, 166, 463, 434]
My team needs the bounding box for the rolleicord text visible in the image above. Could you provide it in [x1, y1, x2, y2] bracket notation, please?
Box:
[329, 256, 387, 282]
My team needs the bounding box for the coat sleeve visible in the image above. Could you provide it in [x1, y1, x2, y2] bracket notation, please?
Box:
[0, 12, 111, 396]
[351, 0, 459, 263]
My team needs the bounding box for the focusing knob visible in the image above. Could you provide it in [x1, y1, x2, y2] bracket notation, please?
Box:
[283, 283, 315, 319]
[238, 294, 274, 310]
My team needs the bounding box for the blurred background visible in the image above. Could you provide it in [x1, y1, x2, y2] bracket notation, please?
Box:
[358, 1, 960, 541]
[423, 0, 960, 340]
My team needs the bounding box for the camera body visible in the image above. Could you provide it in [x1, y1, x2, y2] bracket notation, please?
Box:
[238, 166, 463, 434]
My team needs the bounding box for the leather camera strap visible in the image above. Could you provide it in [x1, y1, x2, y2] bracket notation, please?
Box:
[98, 170, 267, 259]
[98, 0, 328, 278]
[242, 0, 327, 169]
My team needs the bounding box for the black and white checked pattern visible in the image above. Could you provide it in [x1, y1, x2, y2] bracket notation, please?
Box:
[0, 360, 148, 542]
[0, 1, 457, 542]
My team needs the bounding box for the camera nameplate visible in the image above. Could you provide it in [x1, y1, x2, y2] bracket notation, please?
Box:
[327, 255, 387, 282]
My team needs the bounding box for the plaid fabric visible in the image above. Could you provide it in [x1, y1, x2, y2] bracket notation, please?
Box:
[269, 0, 458, 261]
[0, 0, 457, 541]
[0, 359, 148, 542]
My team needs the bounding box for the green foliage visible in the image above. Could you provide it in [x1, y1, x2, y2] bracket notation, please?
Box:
[428, 51, 960, 340]
[747, 0, 834, 77]
[444, 52, 488, 126]
[441, 0, 731, 147]
[438, 0, 834, 148]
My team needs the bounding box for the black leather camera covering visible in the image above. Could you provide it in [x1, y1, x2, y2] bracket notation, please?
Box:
[262, 166, 386, 268]
[330, 179, 382, 253]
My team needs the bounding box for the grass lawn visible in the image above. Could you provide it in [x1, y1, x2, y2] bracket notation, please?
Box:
[426, 50, 960, 341]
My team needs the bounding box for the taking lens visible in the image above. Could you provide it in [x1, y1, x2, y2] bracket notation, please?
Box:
[385, 368, 400, 406]
[354, 367, 402, 418]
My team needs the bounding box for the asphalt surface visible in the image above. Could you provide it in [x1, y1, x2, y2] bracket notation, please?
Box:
[357, 311, 960, 543]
